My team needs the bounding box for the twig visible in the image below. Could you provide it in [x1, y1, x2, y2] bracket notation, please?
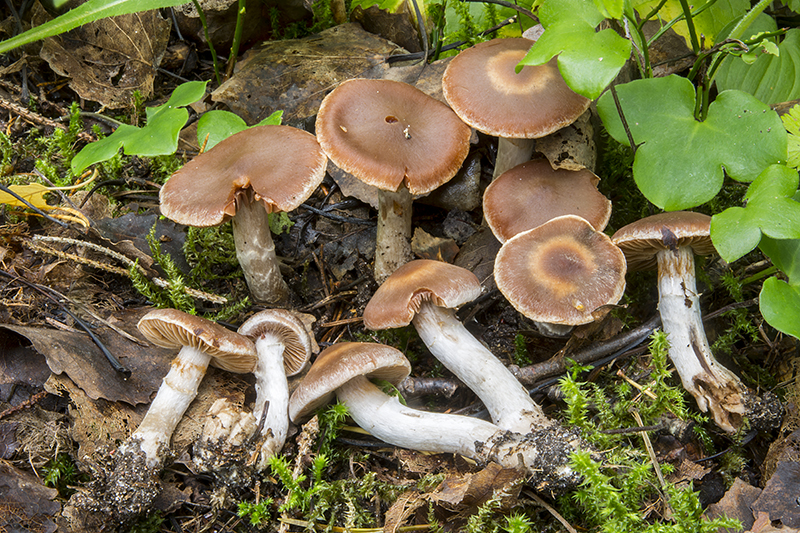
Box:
[299, 203, 374, 225]
[0, 96, 95, 142]
[524, 490, 578, 533]
[29, 235, 228, 304]
[0, 391, 47, 421]
[0, 268, 131, 378]
[510, 315, 661, 385]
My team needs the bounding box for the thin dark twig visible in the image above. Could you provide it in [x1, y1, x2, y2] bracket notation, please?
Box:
[409, 0, 429, 70]
[0, 268, 131, 378]
[609, 84, 639, 156]
[0, 184, 69, 227]
[461, 0, 538, 22]
[704, 298, 759, 321]
[299, 203, 374, 225]
[510, 314, 662, 385]
[600, 424, 663, 435]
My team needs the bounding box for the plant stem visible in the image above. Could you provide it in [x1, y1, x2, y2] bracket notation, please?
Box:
[192, 0, 221, 85]
[677, 0, 701, 54]
[225, 0, 246, 79]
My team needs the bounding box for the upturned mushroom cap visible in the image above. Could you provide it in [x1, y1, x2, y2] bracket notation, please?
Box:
[315, 78, 471, 195]
[238, 309, 313, 376]
[159, 125, 327, 227]
[442, 38, 591, 139]
[362, 259, 483, 330]
[288, 342, 411, 422]
[484, 159, 611, 242]
[138, 309, 256, 373]
[611, 211, 715, 271]
[495, 215, 627, 326]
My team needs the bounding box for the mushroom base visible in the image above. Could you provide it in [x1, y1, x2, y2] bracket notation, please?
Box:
[657, 247, 747, 432]
[232, 196, 289, 305]
[337, 375, 582, 494]
[375, 186, 414, 283]
[413, 301, 550, 433]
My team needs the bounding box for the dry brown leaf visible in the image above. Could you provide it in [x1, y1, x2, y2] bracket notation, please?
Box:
[39, 10, 170, 109]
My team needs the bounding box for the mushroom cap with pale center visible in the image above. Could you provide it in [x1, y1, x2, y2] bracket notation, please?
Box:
[611, 211, 715, 271]
[159, 125, 327, 227]
[362, 259, 483, 330]
[315, 78, 471, 195]
[288, 342, 411, 423]
[238, 309, 313, 376]
[442, 38, 591, 139]
[495, 215, 627, 326]
[137, 309, 257, 373]
[484, 159, 611, 243]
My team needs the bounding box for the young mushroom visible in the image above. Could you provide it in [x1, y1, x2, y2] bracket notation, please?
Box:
[494, 215, 627, 337]
[362, 259, 551, 434]
[74, 309, 257, 520]
[611, 212, 778, 432]
[483, 159, 611, 243]
[159, 125, 327, 304]
[315, 78, 471, 282]
[288, 342, 583, 494]
[442, 38, 591, 180]
[237, 309, 314, 470]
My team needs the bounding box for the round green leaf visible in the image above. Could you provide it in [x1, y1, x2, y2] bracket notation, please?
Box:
[197, 110, 248, 151]
[597, 75, 788, 210]
[517, 0, 630, 99]
[760, 276, 800, 339]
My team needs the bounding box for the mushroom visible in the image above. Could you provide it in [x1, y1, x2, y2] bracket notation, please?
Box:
[159, 125, 327, 304]
[611, 211, 751, 432]
[130, 309, 257, 469]
[315, 78, 471, 282]
[494, 215, 627, 337]
[442, 38, 591, 180]
[237, 309, 314, 470]
[483, 159, 611, 243]
[362, 259, 551, 434]
[75, 309, 257, 520]
[289, 342, 582, 492]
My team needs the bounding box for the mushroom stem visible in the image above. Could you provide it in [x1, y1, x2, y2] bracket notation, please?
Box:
[412, 300, 550, 433]
[493, 137, 535, 180]
[375, 186, 414, 283]
[126, 345, 212, 469]
[252, 333, 291, 470]
[337, 375, 579, 484]
[657, 246, 746, 432]
[231, 196, 289, 305]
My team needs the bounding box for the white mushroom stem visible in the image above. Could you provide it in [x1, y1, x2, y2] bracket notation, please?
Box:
[412, 300, 550, 433]
[231, 196, 289, 305]
[252, 333, 291, 470]
[657, 246, 747, 432]
[337, 375, 576, 479]
[493, 137, 535, 180]
[123, 346, 212, 469]
[375, 186, 414, 283]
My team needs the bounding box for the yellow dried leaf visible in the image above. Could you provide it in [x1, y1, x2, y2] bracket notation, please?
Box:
[0, 183, 50, 209]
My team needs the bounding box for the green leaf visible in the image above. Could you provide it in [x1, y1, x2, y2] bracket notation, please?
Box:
[760, 235, 800, 282]
[710, 165, 800, 262]
[71, 81, 208, 173]
[596, 75, 788, 210]
[0, 0, 189, 54]
[783, 104, 800, 170]
[715, 29, 800, 105]
[760, 277, 800, 339]
[517, 0, 631, 99]
[593, 0, 624, 19]
[196, 109, 282, 151]
[635, 0, 749, 49]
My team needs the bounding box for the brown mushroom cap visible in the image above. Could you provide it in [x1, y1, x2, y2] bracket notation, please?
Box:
[362, 259, 482, 330]
[159, 125, 327, 227]
[238, 309, 313, 376]
[495, 215, 627, 326]
[138, 309, 257, 373]
[315, 78, 471, 195]
[611, 211, 715, 271]
[484, 159, 611, 242]
[288, 342, 411, 422]
[442, 38, 591, 139]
